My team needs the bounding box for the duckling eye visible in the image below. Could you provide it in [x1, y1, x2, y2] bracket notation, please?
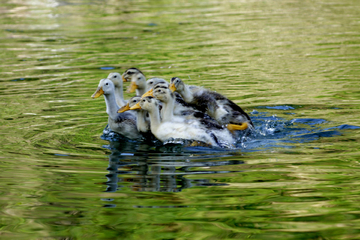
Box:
[113, 75, 117, 78]
[138, 77, 141, 80]
[105, 83, 109, 85]
[149, 81, 153, 84]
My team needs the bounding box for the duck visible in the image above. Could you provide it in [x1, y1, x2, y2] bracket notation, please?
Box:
[143, 81, 202, 116]
[169, 77, 253, 131]
[118, 96, 150, 133]
[122, 67, 167, 96]
[149, 83, 213, 122]
[106, 72, 128, 107]
[152, 83, 244, 135]
[146, 77, 169, 91]
[91, 78, 142, 140]
[130, 96, 235, 148]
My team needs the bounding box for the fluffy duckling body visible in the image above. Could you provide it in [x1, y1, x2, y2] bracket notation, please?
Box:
[170, 77, 254, 129]
[132, 96, 235, 148]
[91, 79, 142, 140]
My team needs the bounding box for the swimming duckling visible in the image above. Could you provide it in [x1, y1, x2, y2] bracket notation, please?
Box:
[152, 84, 242, 135]
[130, 96, 235, 148]
[91, 79, 142, 140]
[122, 68, 168, 96]
[144, 81, 197, 115]
[122, 68, 147, 95]
[151, 83, 211, 122]
[146, 78, 169, 91]
[91, 72, 127, 107]
[106, 72, 128, 107]
[169, 77, 253, 130]
[118, 96, 150, 133]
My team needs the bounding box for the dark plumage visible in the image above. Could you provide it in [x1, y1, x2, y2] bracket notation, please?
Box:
[169, 77, 254, 129]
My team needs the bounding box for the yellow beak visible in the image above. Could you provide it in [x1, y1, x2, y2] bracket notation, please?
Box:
[91, 87, 104, 98]
[130, 102, 141, 110]
[227, 122, 248, 132]
[169, 83, 176, 92]
[118, 103, 131, 113]
[122, 74, 128, 82]
[127, 81, 138, 93]
[142, 89, 154, 98]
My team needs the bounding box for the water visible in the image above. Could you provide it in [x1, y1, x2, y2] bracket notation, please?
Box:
[1, 0, 360, 239]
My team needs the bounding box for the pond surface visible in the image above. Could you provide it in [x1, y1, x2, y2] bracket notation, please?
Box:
[1, 0, 360, 239]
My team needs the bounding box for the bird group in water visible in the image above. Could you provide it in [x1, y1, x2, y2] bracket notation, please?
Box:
[91, 68, 254, 149]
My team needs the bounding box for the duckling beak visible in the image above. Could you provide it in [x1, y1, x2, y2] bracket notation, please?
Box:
[227, 122, 248, 132]
[117, 103, 131, 113]
[130, 102, 141, 110]
[141, 89, 154, 98]
[91, 87, 104, 98]
[127, 81, 138, 93]
[169, 83, 176, 92]
[122, 74, 128, 82]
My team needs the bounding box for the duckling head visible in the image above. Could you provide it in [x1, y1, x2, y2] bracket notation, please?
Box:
[169, 77, 185, 93]
[153, 84, 174, 103]
[91, 78, 115, 99]
[107, 72, 124, 88]
[146, 78, 168, 91]
[122, 68, 146, 93]
[130, 96, 158, 112]
[122, 68, 143, 82]
[118, 96, 141, 113]
[140, 96, 159, 112]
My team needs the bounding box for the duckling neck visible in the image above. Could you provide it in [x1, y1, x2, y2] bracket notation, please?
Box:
[114, 86, 126, 107]
[161, 97, 175, 122]
[148, 107, 161, 134]
[179, 85, 193, 103]
[103, 93, 120, 120]
[137, 110, 149, 132]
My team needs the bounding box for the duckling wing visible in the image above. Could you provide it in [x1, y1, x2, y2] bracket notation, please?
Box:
[109, 112, 142, 140]
[209, 92, 254, 127]
[115, 112, 137, 124]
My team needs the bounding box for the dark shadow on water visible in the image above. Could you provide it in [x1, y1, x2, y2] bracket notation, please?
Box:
[103, 140, 244, 195]
[99, 105, 360, 197]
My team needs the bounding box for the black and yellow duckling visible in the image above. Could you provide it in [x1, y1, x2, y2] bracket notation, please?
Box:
[169, 77, 253, 131]
[122, 68, 166, 96]
[130, 96, 235, 148]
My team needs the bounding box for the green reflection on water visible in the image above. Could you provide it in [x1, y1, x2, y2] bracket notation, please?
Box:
[1, 0, 360, 239]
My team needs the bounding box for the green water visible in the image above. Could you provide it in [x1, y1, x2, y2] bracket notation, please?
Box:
[1, 0, 360, 239]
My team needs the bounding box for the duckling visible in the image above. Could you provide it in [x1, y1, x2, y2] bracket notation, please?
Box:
[91, 79, 142, 140]
[106, 72, 128, 107]
[169, 77, 253, 130]
[151, 83, 213, 122]
[122, 68, 147, 95]
[146, 78, 169, 91]
[152, 84, 242, 136]
[118, 96, 150, 133]
[122, 68, 167, 96]
[131, 96, 235, 148]
[144, 81, 198, 115]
